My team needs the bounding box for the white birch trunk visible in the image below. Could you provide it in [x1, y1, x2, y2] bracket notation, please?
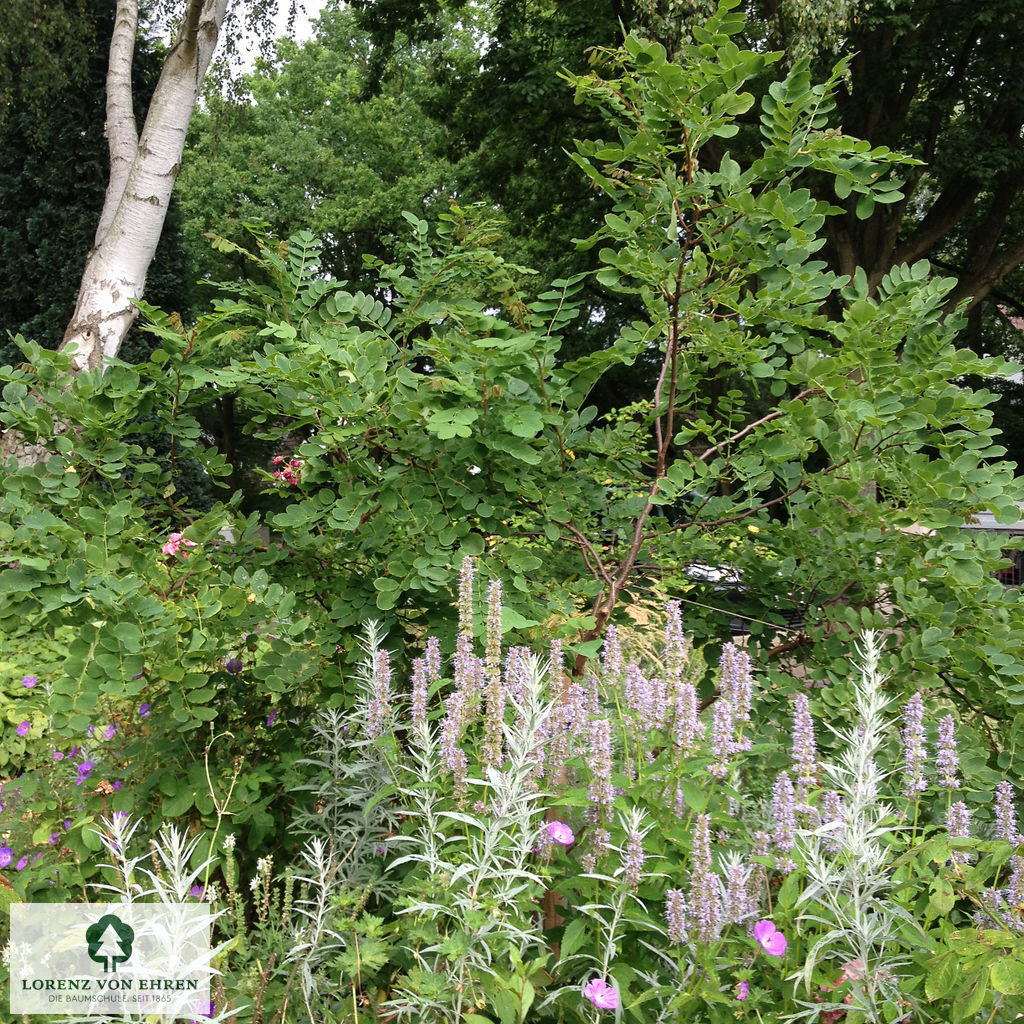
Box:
[59, 0, 229, 372]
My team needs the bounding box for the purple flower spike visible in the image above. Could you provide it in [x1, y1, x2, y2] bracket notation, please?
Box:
[583, 978, 618, 1010]
[754, 919, 787, 956]
[548, 821, 575, 846]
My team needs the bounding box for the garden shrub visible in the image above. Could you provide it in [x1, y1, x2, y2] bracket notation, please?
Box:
[2, 2, 1024, 968]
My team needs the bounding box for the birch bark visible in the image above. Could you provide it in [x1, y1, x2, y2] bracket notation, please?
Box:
[59, 0, 229, 372]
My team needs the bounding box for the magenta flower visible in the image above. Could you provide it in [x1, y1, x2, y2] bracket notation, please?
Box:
[17, 721, 30, 737]
[736, 981, 749, 1001]
[583, 978, 618, 1010]
[754, 919, 788, 956]
[162, 532, 197, 558]
[22, 675, 37, 688]
[190, 884, 205, 900]
[0, 845, 12, 868]
[548, 821, 575, 846]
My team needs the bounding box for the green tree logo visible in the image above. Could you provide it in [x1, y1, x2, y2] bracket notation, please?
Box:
[85, 914, 135, 973]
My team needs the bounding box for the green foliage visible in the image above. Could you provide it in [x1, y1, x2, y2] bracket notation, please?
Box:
[4, 7, 1024, 909]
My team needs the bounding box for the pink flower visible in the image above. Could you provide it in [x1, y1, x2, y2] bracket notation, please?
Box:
[22, 675, 37, 688]
[162, 532, 197, 558]
[17, 721, 30, 737]
[736, 981, 749, 1001]
[548, 821, 575, 846]
[754, 919, 787, 956]
[583, 978, 618, 1010]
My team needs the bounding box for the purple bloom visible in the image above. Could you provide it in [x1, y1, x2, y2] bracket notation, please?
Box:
[17, 721, 30, 737]
[548, 821, 575, 846]
[720, 643, 753, 724]
[266, 710, 277, 728]
[665, 888, 689, 944]
[482, 579, 505, 766]
[602, 624, 624, 682]
[52, 749, 64, 762]
[822, 790, 845, 854]
[994, 781, 1020, 845]
[375, 844, 386, 855]
[947, 801, 972, 864]
[0, 845, 12, 868]
[85, 725, 94, 737]
[772, 771, 796, 854]
[113, 781, 121, 790]
[690, 814, 722, 943]
[190, 885, 205, 900]
[723, 856, 754, 924]
[791, 694, 817, 783]
[410, 656, 429, 729]
[708, 698, 735, 780]
[63, 818, 71, 830]
[737, 981, 749, 1001]
[225, 658, 243, 675]
[674, 681, 703, 752]
[936, 715, 960, 789]
[138, 704, 151, 718]
[48, 833, 59, 845]
[76, 761, 95, 786]
[15, 855, 28, 871]
[901, 693, 927, 799]
[622, 830, 645, 888]
[365, 649, 392, 739]
[22, 675, 37, 688]
[754, 919, 787, 956]
[587, 719, 615, 810]
[458, 556, 475, 637]
[583, 978, 618, 1010]
[664, 600, 688, 686]
[103, 723, 118, 740]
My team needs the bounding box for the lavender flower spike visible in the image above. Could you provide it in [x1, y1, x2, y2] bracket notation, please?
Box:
[946, 801, 972, 865]
[935, 715, 960, 790]
[901, 692, 928, 800]
[791, 693, 817, 783]
[665, 889, 689, 944]
[708, 698, 735, 780]
[994, 781, 1022, 845]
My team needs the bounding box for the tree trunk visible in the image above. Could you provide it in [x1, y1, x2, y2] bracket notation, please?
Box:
[59, 0, 228, 372]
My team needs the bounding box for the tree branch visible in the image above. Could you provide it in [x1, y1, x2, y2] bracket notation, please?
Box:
[95, 0, 139, 246]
